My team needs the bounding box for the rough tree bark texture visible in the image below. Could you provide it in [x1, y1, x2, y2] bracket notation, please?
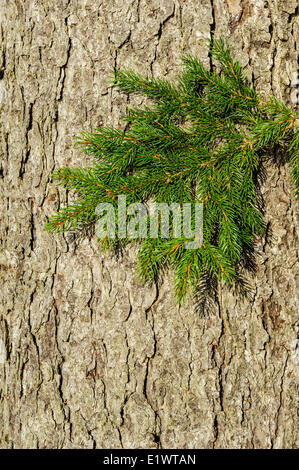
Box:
[0, 0, 298, 449]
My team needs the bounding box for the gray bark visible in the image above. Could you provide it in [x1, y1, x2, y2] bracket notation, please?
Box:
[0, 0, 298, 448]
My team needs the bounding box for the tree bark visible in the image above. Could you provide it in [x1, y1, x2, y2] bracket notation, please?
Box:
[0, 0, 298, 449]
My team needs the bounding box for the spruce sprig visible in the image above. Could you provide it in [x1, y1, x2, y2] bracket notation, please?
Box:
[46, 38, 299, 302]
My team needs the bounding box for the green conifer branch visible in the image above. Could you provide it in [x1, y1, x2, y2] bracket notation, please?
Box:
[45, 38, 298, 303]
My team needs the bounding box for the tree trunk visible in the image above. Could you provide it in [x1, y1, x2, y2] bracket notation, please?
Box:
[0, 0, 298, 449]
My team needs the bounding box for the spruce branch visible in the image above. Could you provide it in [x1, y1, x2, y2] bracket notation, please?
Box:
[46, 38, 299, 303]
